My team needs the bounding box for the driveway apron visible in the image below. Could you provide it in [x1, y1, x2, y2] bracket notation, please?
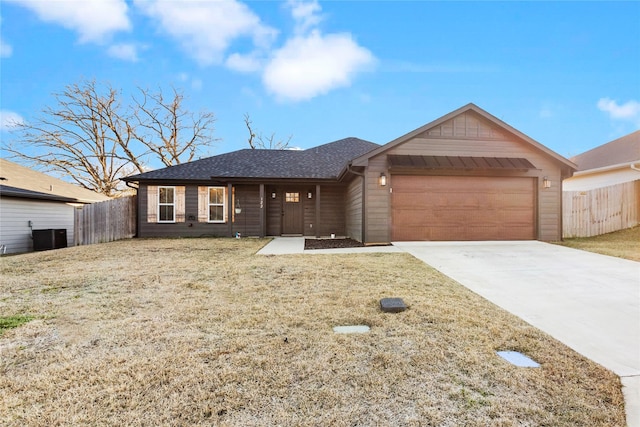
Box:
[393, 240, 640, 427]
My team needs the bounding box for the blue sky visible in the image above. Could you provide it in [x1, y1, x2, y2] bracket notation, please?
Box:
[1, 0, 639, 170]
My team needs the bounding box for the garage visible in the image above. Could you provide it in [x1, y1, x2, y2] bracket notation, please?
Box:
[391, 175, 536, 241]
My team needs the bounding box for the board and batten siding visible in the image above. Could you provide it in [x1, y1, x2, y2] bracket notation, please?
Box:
[0, 198, 75, 254]
[345, 176, 363, 241]
[364, 111, 568, 242]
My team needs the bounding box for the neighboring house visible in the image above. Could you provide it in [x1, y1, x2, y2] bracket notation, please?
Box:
[562, 130, 640, 237]
[0, 159, 110, 254]
[123, 103, 576, 243]
[563, 130, 640, 191]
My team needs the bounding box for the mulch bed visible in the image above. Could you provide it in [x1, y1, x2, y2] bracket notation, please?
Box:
[304, 238, 365, 250]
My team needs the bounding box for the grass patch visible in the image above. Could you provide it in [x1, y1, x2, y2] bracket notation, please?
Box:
[0, 316, 33, 335]
[0, 238, 625, 426]
[557, 226, 640, 261]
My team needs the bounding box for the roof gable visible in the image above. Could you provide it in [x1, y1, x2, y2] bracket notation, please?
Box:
[352, 103, 577, 170]
[418, 110, 509, 140]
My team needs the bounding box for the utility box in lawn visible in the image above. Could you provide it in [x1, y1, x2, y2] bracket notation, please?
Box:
[32, 229, 67, 251]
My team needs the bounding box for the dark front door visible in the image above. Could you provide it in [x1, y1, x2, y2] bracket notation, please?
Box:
[282, 191, 303, 235]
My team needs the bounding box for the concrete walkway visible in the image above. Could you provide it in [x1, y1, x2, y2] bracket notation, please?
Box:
[258, 237, 640, 426]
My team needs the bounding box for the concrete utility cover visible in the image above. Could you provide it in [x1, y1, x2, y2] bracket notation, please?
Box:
[497, 351, 541, 368]
[333, 325, 370, 334]
[380, 298, 407, 313]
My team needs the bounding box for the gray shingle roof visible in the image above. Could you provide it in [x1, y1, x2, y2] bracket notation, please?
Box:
[0, 184, 79, 203]
[570, 130, 640, 171]
[0, 158, 110, 203]
[124, 137, 379, 182]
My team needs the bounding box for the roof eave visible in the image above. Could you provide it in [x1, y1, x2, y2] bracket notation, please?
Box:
[572, 160, 640, 176]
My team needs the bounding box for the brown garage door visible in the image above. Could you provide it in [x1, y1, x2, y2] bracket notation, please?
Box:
[391, 175, 535, 241]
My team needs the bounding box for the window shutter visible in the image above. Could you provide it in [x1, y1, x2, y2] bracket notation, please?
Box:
[198, 187, 208, 222]
[176, 186, 186, 222]
[147, 185, 158, 223]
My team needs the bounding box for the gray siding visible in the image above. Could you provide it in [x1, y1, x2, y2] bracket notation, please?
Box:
[345, 176, 363, 241]
[138, 184, 262, 238]
[318, 185, 346, 237]
[0, 197, 75, 254]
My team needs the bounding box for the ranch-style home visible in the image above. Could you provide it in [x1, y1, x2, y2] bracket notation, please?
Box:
[123, 103, 576, 243]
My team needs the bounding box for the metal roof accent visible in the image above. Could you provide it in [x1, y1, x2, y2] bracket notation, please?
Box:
[387, 154, 536, 170]
[352, 103, 576, 172]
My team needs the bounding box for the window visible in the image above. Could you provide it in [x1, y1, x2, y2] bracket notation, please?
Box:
[208, 187, 226, 222]
[158, 186, 175, 222]
[285, 192, 300, 203]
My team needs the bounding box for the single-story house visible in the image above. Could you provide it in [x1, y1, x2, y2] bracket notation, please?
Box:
[563, 130, 640, 192]
[123, 103, 576, 243]
[0, 159, 110, 254]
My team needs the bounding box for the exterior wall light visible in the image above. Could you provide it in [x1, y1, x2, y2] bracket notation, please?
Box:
[308, 192, 313, 199]
[542, 177, 551, 189]
[379, 173, 387, 187]
[271, 192, 276, 199]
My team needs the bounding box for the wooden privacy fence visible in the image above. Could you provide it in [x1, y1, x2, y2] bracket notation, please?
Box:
[74, 196, 137, 245]
[563, 180, 639, 238]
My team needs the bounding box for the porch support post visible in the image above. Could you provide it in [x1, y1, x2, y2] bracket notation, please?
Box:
[259, 184, 265, 238]
[227, 182, 233, 237]
[315, 184, 321, 238]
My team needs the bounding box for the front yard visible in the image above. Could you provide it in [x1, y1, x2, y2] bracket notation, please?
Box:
[557, 225, 640, 262]
[0, 238, 625, 426]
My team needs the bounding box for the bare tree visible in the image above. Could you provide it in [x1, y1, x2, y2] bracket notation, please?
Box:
[130, 87, 215, 167]
[3, 80, 216, 197]
[244, 113, 292, 150]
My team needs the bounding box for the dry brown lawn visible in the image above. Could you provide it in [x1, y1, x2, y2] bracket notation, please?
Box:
[0, 238, 625, 426]
[557, 226, 640, 262]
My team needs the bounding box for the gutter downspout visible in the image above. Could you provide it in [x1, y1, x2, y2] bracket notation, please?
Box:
[124, 180, 139, 237]
[347, 164, 366, 244]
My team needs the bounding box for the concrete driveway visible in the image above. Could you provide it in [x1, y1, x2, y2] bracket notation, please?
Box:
[393, 240, 640, 427]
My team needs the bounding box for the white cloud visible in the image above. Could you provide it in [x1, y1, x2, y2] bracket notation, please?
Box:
[107, 43, 139, 61]
[286, 0, 322, 34]
[0, 110, 24, 131]
[0, 37, 11, 58]
[0, 17, 12, 58]
[263, 30, 375, 102]
[226, 52, 264, 73]
[135, 0, 277, 66]
[6, 0, 130, 43]
[539, 107, 552, 119]
[176, 72, 203, 91]
[597, 98, 640, 122]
